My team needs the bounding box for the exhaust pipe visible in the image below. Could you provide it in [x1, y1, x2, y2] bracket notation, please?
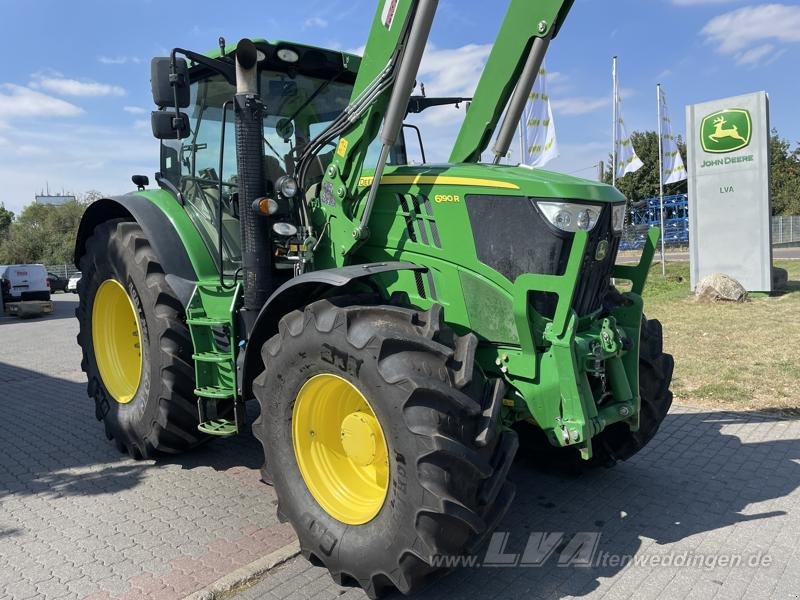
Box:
[234, 38, 272, 318]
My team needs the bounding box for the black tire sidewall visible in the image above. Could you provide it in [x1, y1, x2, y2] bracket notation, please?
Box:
[80, 221, 172, 453]
[263, 328, 429, 575]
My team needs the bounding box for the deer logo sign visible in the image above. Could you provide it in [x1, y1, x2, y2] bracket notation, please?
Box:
[701, 109, 752, 154]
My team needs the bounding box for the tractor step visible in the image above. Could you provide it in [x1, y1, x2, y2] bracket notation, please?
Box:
[186, 317, 229, 326]
[195, 386, 236, 399]
[197, 419, 238, 436]
[192, 351, 231, 363]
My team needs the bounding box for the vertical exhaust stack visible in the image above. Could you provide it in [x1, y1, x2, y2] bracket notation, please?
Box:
[234, 38, 272, 318]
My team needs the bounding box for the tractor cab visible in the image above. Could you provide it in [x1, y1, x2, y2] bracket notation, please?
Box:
[153, 40, 408, 276]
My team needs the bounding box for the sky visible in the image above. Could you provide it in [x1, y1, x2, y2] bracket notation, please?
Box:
[0, 0, 799, 213]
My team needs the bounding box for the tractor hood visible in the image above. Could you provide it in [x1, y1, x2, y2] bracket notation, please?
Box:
[360, 163, 626, 204]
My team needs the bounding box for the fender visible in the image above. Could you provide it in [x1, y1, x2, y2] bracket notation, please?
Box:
[74, 190, 220, 303]
[240, 261, 425, 400]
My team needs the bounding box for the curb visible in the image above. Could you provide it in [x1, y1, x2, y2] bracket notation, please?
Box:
[184, 541, 301, 600]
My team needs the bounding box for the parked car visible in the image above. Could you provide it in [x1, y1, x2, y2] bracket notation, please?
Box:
[1, 264, 51, 303]
[47, 272, 68, 293]
[1, 264, 53, 317]
[67, 271, 82, 293]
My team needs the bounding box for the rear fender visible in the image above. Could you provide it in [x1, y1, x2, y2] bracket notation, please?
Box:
[74, 191, 219, 305]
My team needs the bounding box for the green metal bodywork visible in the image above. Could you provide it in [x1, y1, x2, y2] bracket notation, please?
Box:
[86, 0, 661, 456]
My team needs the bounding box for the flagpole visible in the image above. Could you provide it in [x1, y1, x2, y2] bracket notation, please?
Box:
[657, 83, 666, 277]
[612, 56, 617, 188]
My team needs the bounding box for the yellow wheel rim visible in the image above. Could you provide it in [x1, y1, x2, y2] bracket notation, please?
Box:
[292, 374, 389, 525]
[91, 279, 143, 404]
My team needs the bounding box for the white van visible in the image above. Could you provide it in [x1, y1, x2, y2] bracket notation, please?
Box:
[0, 264, 53, 317]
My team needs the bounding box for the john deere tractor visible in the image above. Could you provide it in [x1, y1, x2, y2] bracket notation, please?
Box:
[74, 0, 673, 596]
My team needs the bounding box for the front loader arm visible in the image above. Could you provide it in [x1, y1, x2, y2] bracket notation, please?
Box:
[449, 0, 574, 164]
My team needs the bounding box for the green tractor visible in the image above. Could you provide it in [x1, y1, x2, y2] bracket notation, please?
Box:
[74, 0, 673, 596]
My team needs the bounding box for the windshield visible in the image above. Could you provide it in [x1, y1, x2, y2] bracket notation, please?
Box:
[159, 70, 357, 270]
[159, 68, 408, 272]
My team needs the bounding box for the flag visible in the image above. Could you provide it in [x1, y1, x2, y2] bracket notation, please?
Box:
[520, 65, 558, 168]
[658, 86, 687, 184]
[613, 59, 643, 179]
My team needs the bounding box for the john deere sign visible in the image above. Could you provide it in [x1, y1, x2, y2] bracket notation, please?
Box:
[700, 109, 752, 154]
[686, 92, 772, 292]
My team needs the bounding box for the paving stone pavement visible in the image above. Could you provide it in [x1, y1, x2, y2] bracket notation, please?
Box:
[3, 296, 800, 600]
[0, 296, 291, 600]
[236, 398, 800, 598]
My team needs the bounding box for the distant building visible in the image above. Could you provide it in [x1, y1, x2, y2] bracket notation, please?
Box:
[35, 194, 76, 206]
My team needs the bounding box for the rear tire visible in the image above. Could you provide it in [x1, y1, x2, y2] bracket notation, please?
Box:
[76, 219, 204, 459]
[252, 298, 517, 598]
[517, 316, 674, 469]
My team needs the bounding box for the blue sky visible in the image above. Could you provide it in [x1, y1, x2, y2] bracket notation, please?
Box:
[0, 0, 798, 213]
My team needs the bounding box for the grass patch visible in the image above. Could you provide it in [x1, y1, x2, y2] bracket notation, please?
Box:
[626, 259, 800, 412]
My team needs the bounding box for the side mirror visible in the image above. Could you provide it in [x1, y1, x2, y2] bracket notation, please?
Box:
[151, 110, 190, 140]
[150, 57, 190, 108]
[131, 175, 149, 190]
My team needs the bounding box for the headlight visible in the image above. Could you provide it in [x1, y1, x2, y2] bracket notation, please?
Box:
[538, 201, 601, 233]
[273, 222, 298, 237]
[277, 175, 298, 198]
[611, 203, 626, 233]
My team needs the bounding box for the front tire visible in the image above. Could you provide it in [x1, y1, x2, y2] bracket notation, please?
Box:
[76, 219, 204, 459]
[252, 299, 517, 598]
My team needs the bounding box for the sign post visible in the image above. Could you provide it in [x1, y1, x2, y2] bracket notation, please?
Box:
[686, 91, 772, 292]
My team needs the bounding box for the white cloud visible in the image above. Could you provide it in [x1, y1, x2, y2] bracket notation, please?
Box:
[123, 106, 147, 114]
[31, 73, 126, 97]
[736, 43, 776, 66]
[98, 55, 141, 65]
[303, 17, 328, 29]
[701, 4, 800, 64]
[672, 0, 737, 5]
[0, 121, 157, 212]
[552, 96, 610, 116]
[0, 84, 84, 118]
[417, 43, 492, 98]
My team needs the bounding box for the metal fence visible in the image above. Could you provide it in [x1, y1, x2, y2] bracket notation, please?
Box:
[45, 264, 81, 279]
[773, 215, 800, 246]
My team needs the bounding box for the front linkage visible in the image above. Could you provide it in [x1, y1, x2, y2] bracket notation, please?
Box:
[498, 228, 662, 460]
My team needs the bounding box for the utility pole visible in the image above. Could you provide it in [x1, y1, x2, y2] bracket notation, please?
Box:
[656, 84, 666, 277]
[611, 56, 618, 188]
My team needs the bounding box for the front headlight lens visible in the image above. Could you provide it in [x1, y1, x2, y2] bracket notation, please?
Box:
[277, 175, 299, 198]
[611, 203, 626, 233]
[538, 202, 601, 232]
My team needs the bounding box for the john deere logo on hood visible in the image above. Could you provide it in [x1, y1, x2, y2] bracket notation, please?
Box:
[701, 109, 752, 154]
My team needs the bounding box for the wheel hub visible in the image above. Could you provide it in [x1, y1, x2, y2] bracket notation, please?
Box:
[292, 374, 389, 525]
[91, 279, 142, 404]
[340, 411, 380, 467]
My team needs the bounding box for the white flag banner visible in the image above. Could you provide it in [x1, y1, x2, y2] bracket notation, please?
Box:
[658, 87, 687, 184]
[520, 65, 558, 168]
[613, 61, 643, 179]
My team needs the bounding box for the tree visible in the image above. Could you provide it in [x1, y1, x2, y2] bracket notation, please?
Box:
[769, 130, 800, 216]
[0, 197, 90, 265]
[0, 203, 13, 240]
[602, 131, 687, 201]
